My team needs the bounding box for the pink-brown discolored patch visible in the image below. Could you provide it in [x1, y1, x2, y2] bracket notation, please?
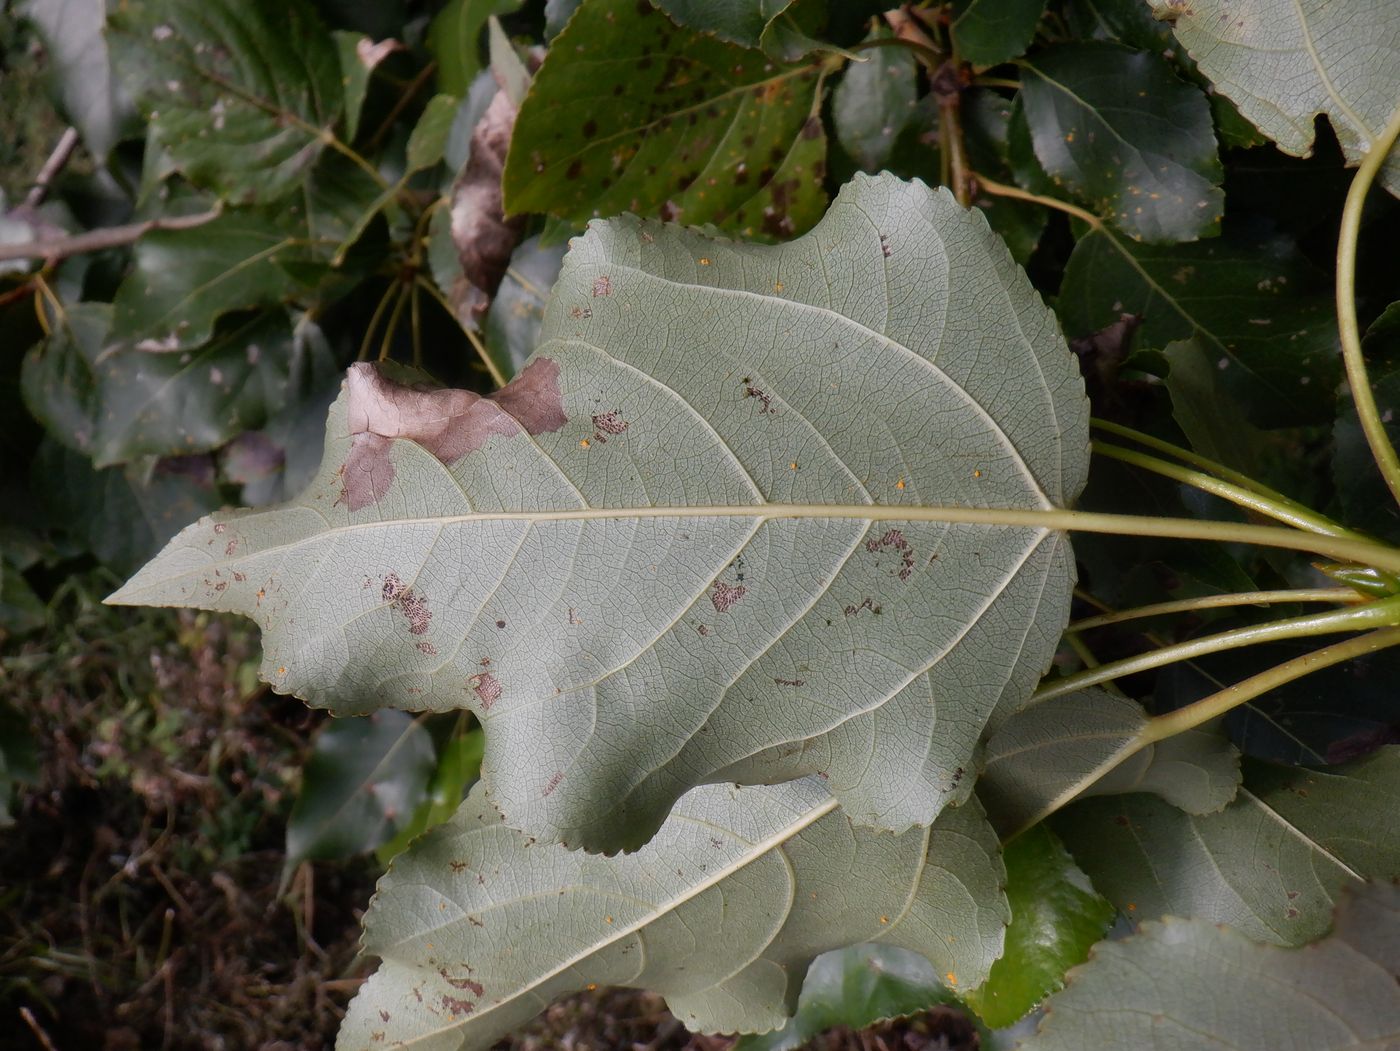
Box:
[710, 581, 747, 613]
[382, 572, 433, 635]
[471, 672, 503, 710]
[339, 359, 569, 510]
[866, 528, 915, 581]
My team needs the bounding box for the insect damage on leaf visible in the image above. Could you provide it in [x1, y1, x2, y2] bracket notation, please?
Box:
[339, 359, 568, 510]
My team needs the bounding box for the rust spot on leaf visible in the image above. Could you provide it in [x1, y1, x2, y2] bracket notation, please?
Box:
[441, 994, 474, 1016]
[471, 672, 503, 709]
[341, 359, 568, 509]
[443, 972, 485, 998]
[710, 581, 747, 612]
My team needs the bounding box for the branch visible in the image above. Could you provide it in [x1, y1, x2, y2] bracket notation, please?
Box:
[24, 127, 81, 209]
[0, 207, 224, 264]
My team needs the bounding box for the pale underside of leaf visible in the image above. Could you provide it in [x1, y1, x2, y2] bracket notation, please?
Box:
[109, 175, 1090, 854]
[978, 688, 1241, 836]
[337, 779, 1007, 1051]
[1022, 881, 1400, 1051]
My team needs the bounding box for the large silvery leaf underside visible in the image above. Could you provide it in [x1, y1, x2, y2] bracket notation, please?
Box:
[110, 174, 1090, 853]
[338, 780, 1008, 1051]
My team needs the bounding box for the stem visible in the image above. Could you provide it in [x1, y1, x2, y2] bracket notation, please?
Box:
[938, 96, 971, 206]
[415, 275, 509, 388]
[25, 127, 80, 209]
[0, 207, 223, 263]
[1092, 440, 1371, 541]
[970, 172, 1101, 227]
[1013, 627, 1400, 836]
[357, 280, 401, 362]
[973, 77, 1021, 90]
[366, 61, 439, 154]
[1336, 100, 1400, 508]
[1140, 628, 1400, 745]
[378, 283, 411, 362]
[851, 36, 943, 68]
[1069, 588, 1361, 632]
[1033, 596, 1400, 702]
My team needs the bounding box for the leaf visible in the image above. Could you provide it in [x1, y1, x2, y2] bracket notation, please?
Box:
[483, 235, 569, 381]
[733, 945, 964, 1051]
[1161, 336, 1266, 477]
[950, 0, 1046, 67]
[34, 440, 221, 576]
[108, 0, 343, 204]
[832, 27, 918, 173]
[650, 0, 797, 49]
[21, 0, 132, 158]
[979, 688, 1241, 837]
[503, 0, 828, 239]
[427, 0, 523, 98]
[337, 780, 1008, 1049]
[962, 825, 1113, 1028]
[444, 86, 525, 331]
[286, 710, 437, 865]
[375, 723, 484, 866]
[1022, 880, 1400, 1051]
[336, 32, 403, 144]
[1053, 748, 1400, 946]
[1056, 226, 1340, 427]
[1150, 0, 1400, 197]
[407, 93, 461, 173]
[109, 174, 1090, 854]
[963, 90, 1048, 265]
[1020, 42, 1223, 243]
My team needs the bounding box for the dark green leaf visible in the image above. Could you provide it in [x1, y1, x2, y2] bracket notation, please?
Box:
[734, 945, 963, 1051]
[503, 0, 827, 238]
[832, 27, 918, 173]
[427, 0, 523, 98]
[1023, 881, 1400, 1051]
[286, 710, 437, 864]
[109, 0, 343, 203]
[20, 302, 106, 456]
[1020, 42, 1223, 243]
[335, 31, 401, 143]
[1054, 748, 1400, 946]
[1336, 302, 1400, 542]
[406, 93, 460, 173]
[483, 235, 568, 381]
[950, 0, 1046, 67]
[33, 439, 221, 575]
[1161, 336, 1266, 476]
[22, 0, 133, 158]
[963, 825, 1113, 1028]
[963, 90, 1048, 264]
[375, 723, 484, 865]
[0, 561, 46, 640]
[1063, 0, 1172, 52]
[1057, 227, 1340, 427]
[650, 0, 795, 49]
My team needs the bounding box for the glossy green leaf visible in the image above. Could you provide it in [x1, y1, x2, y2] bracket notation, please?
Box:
[336, 31, 401, 143]
[1054, 748, 1400, 946]
[979, 688, 1241, 837]
[1151, 0, 1400, 197]
[22, 0, 132, 158]
[109, 174, 1089, 854]
[109, 0, 343, 204]
[1057, 227, 1340, 426]
[651, 0, 796, 49]
[963, 90, 1049, 265]
[1161, 336, 1266, 477]
[0, 558, 47, 640]
[286, 710, 437, 864]
[963, 825, 1112, 1028]
[950, 0, 1046, 67]
[734, 944, 964, 1051]
[1023, 880, 1400, 1051]
[832, 27, 918, 173]
[1020, 42, 1223, 243]
[427, 0, 523, 98]
[483, 235, 568, 381]
[338, 780, 1007, 1049]
[375, 723, 484, 866]
[503, 0, 828, 238]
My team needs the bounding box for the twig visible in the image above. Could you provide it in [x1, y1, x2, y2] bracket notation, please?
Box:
[24, 127, 81, 209]
[0, 207, 223, 263]
[19, 1007, 59, 1051]
[366, 61, 439, 154]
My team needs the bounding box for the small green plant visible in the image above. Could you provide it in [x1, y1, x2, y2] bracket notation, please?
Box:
[6, 0, 1400, 1047]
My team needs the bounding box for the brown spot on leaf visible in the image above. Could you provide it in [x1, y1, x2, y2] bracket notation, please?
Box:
[866, 528, 914, 581]
[382, 573, 433, 634]
[774, 677, 805, 687]
[471, 672, 503, 709]
[710, 581, 747, 613]
[443, 972, 485, 998]
[591, 275, 613, 297]
[744, 385, 773, 413]
[590, 410, 629, 443]
[800, 115, 821, 140]
[542, 771, 564, 797]
[582, 118, 597, 138]
[441, 994, 474, 1016]
[843, 597, 881, 617]
[342, 358, 568, 508]
[566, 159, 583, 179]
[570, 305, 592, 320]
